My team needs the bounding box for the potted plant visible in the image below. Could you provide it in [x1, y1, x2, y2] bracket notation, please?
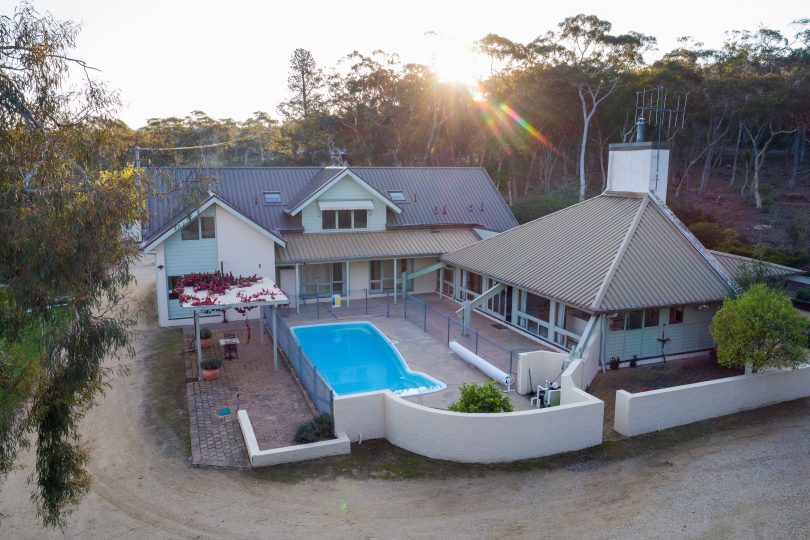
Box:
[199, 327, 213, 348]
[201, 357, 222, 381]
[630, 354, 638, 368]
[609, 356, 620, 370]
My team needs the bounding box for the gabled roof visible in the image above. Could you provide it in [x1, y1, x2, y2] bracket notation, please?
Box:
[143, 167, 517, 242]
[285, 167, 401, 216]
[709, 250, 804, 279]
[277, 228, 483, 264]
[442, 192, 738, 313]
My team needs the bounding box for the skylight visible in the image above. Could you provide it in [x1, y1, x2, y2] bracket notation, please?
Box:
[388, 191, 406, 202]
[263, 191, 282, 204]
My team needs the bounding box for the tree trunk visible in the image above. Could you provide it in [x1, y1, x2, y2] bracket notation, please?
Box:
[578, 114, 591, 202]
[699, 146, 714, 196]
[788, 129, 803, 189]
[729, 123, 741, 188]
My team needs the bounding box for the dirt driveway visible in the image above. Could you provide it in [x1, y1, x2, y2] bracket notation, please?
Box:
[2, 254, 810, 539]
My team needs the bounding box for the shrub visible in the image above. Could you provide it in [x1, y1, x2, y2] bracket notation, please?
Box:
[669, 201, 715, 226]
[511, 191, 578, 224]
[201, 357, 221, 370]
[796, 288, 810, 302]
[710, 284, 807, 371]
[199, 327, 212, 339]
[688, 221, 741, 252]
[294, 413, 333, 444]
[447, 381, 513, 413]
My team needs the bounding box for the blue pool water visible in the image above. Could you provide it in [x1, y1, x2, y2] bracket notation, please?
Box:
[291, 322, 446, 396]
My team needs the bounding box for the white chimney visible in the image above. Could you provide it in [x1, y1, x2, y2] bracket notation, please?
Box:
[605, 141, 670, 203]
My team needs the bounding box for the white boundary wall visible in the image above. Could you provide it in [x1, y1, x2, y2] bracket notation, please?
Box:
[614, 365, 810, 437]
[238, 410, 350, 466]
[516, 350, 568, 394]
[334, 388, 603, 463]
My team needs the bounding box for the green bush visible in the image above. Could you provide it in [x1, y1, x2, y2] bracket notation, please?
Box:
[511, 191, 578, 224]
[688, 221, 741, 252]
[294, 413, 333, 443]
[710, 284, 807, 371]
[447, 381, 513, 413]
[796, 288, 810, 302]
[669, 202, 715, 226]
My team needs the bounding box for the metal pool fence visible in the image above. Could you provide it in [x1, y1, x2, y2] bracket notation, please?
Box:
[273, 289, 519, 382]
[265, 310, 333, 416]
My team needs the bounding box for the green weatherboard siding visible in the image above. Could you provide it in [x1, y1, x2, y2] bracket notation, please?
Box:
[164, 225, 219, 320]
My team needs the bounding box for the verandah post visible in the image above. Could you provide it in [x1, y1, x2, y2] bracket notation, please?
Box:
[386, 289, 390, 318]
[423, 302, 427, 332]
[365, 288, 368, 315]
[446, 316, 450, 345]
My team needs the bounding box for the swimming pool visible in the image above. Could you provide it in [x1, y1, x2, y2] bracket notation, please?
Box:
[291, 322, 446, 397]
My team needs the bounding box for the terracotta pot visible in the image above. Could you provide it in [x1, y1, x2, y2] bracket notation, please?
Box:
[200, 337, 212, 348]
[203, 368, 220, 381]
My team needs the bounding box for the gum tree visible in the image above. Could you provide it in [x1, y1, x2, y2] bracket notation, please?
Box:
[0, 2, 143, 528]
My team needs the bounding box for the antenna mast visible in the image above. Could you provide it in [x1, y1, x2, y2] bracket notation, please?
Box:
[633, 84, 688, 192]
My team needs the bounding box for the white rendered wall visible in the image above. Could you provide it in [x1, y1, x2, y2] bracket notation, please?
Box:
[215, 205, 278, 321]
[333, 389, 604, 463]
[614, 365, 810, 437]
[300, 175, 387, 233]
[606, 146, 670, 203]
[412, 257, 440, 294]
[516, 350, 568, 394]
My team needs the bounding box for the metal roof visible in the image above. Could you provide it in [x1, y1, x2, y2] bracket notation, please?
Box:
[285, 167, 344, 211]
[277, 228, 482, 264]
[442, 192, 738, 313]
[143, 167, 517, 242]
[709, 250, 804, 279]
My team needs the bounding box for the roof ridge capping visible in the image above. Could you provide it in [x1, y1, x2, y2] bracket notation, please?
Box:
[647, 193, 741, 294]
[591, 196, 649, 310]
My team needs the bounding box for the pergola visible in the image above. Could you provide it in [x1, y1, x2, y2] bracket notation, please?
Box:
[180, 277, 290, 381]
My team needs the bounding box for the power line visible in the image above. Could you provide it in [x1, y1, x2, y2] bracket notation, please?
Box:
[135, 132, 264, 152]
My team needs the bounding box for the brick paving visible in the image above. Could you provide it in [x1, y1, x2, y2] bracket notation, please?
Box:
[184, 320, 316, 468]
[588, 354, 743, 440]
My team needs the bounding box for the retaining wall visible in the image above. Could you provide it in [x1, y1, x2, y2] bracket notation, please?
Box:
[614, 365, 810, 437]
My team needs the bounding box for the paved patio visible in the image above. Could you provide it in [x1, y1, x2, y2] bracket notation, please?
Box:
[184, 319, 316, 468]
[588, 354, 743, 440]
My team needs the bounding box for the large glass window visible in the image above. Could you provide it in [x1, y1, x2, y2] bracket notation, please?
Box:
[353, 209, 367, 228]
[625, 310, 643, 331]
[168, 276, 181, 300]
[669, 306, 684, 324]
[337, 210, 352, 229]
[301, 263, 344, 297]
[524, 293, 551, 322]
[322, 210, 336, 229]
[369, 259, 412, 293]
[644, 309, 660, 327]
[181, 216, 215, 240]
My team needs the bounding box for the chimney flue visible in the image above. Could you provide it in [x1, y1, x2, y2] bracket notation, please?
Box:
[636, 116, 645, 143]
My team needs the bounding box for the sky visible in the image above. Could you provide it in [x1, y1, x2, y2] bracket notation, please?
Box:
[25, 0, 809, 128]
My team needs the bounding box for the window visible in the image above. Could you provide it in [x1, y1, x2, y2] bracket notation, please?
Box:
[181, 219, 200, 240]
[168, 276, 182, 300]
[644, 309, 660, 328]
[523, 293, 551, 322]
[609, 315, 624, 332]
[625, 310, 643, 331]
[322, 210, 336, 229]
[263, 191, 282, 204]
[337, 209, 352, 229]
[200, 216, 216, 239]
[322, 209, 368, 230]
[353, 209, 367, 228]
[369, 259, 413, 293]
[669, 306, 684, 325]
[181, 216, 215, 240]
[388, 191, 406, 202]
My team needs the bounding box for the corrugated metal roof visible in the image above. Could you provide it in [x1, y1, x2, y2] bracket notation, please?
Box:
[278, 228, 482, 264]
[285, 167, 344, 211]
[709, 250, 804, 278]
[144, 167, 517, 242]
[442, 194, 643, 311]
[442, 192, 739, 313]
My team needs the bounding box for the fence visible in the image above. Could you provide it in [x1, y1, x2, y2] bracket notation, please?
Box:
[265, 309, 333, 417]
[278, 288, 519, 381]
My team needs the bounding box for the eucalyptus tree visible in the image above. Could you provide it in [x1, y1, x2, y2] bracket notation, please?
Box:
[278, 48, 328, 164]
[0, 2, 143, 527]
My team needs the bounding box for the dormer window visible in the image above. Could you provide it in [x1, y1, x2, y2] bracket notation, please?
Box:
[263, 191, 282, 204]
[322, 209, 368, 230]
[388, 191, 406, 202]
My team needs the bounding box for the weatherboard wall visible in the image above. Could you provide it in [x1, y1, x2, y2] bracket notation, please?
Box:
[300, 175, 387, 233]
